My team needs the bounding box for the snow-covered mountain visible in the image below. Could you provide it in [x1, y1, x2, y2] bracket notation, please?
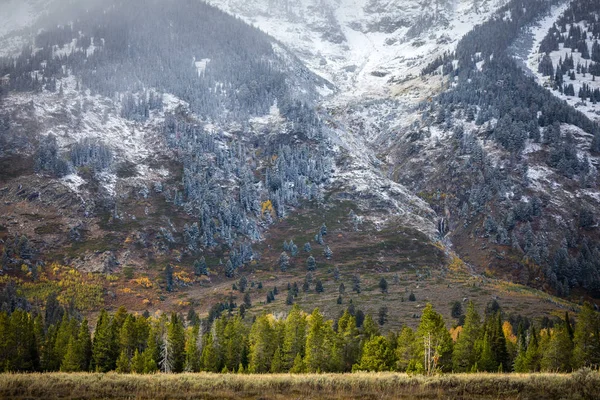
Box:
[2, 0, 600, 302]
[207, 0, 509, 99]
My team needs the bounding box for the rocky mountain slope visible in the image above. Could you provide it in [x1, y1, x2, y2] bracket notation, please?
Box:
[0, 0, 598, 324]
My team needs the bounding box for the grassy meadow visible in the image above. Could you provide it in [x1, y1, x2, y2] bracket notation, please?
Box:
[1, 371, 600, 400]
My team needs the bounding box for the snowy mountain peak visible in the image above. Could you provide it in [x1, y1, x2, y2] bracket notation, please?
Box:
[207, 0, 509, 98]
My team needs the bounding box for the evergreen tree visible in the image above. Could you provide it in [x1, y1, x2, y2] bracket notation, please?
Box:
[572, 303, 600, 368]
[477, 332, 496, 372]
[333, 267, 340, 281]
[187, 308, 200, 326]
[290, 241, 299, 257]
[513, 328, 528, 373]
[416, 303, 454, 373]
[541, 320, 573, 372]
[486, 312, 509, 371]
[131, 349, 145, 373]
[194, 257, 208, 276]
[184, 325, 201, 372]
[116, 349, 131, 373]
[315, 279, 324, 293]
[524, 326, 541, 372]
[323, 246, 333, 260]
[451, 301, 463, 320]
[61, 337, 81, 372]
[238, 276, 248, 293]
[40, 323, 60, 371]
[453, 301, 481, 372]
[306, 255, 316, 271]
[354, 335, 392, 371]
[53, 314, 74, 369]
[5, 310, 40, 372]
[286, 291, 294, 305]
[243, 292, 252, 308]
[279, 252, 290, 272]
[270, 346, 284, 373]
[395, 326, 418, 372]
[352, 275, 361, 293]
[165, 264, 174, 292]
[119, 315, 138, 358]
[379, 277, 388, 293]
[283, 305, 307, 370]
[305, 308, 333, 372]
[290, 353, 305, 373]
[363, 314, 380, 339]
[223, 316, 247, 371]
[378, 306, 388, 326]
[44, 292, 64, 330]
[200, 332, 220, 372]
[91, 310, 117, 372]
[248, 313, 276, 373]
[142, 325, 159, 374]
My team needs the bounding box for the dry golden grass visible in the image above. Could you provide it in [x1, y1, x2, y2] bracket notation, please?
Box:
[1, 371, 599, 400]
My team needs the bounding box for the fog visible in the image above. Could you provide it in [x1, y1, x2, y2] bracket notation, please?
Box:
[0, 0, 107, 38]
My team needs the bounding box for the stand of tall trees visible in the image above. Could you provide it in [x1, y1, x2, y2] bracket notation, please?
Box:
[1, 297, 599, 374]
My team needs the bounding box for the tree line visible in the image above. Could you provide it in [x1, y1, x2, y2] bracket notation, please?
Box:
[1, 294, 599, 374]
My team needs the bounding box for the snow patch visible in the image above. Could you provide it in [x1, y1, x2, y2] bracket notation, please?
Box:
[60, 173, 86, 193]
[194, 58, 211, 76]
[517, 1, 600, 123]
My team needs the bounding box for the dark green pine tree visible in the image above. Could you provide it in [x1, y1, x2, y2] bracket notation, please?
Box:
[524, 326, 541, 372]
[187, 308, 200, 326]
[0, 312, 14, 371]
[91, 310, 118, 372]
[184, 324, 201, 372]
[452, 301, 481, 372]
[286, 291, 294, 305]
[352, 275, 361, 294]
[40, 324, 60, 371]
[315, 279, 324, 293]
[379, 277, 388, 294]
[513, 326, 529, 373]
[541, 319, 573, 372]
[573, 303, 600, 369]
[61, 318, 92, 372]
[9, 310, 40, 371]
[306, 255, 316, 271]
[165, 264, 174, 292]
[168, 313, 186, 373]
[115, 349, 131, 373]
[477, 332, 496, 372]
[244, 292, 252, 308]
[378, 306, 388, 326]
[194, 257, 208, 276]
[565, 312, 574, 341]
[142, 325, 160, 373]
[77, 318, 92, 371]
[61, 337, 82, 372]
[490, 312, 509, 371]
[53, 314, 75, 368]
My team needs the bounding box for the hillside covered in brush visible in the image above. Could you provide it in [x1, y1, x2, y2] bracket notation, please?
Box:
[0, 0, 599, 345]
